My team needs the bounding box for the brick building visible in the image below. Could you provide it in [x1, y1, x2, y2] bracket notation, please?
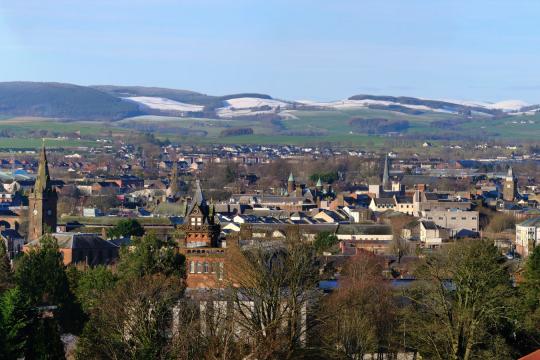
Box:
[179, 181, 225, 288]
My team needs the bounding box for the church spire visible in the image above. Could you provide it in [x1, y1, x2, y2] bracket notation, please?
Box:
[382, 155, 390, 190]
[34, 143, 52, 194]
[507, 166, 514, 180]
[166, 161, 179, 198]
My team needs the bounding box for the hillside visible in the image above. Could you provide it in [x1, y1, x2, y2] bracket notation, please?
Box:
[0, 82, 141, 120]
[1, 81, 539, 146]
[92, 85, 218, 106]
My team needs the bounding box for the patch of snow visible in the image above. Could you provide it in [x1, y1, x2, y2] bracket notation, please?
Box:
[296, 99, 457, 114]
[443, 98, 529, 112]
[124, 96, 204, 112]
[223, 97, 289, 109]
[485, 100, 529, 112]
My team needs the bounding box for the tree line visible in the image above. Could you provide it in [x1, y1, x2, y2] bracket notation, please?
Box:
[1, 233, 540, 359]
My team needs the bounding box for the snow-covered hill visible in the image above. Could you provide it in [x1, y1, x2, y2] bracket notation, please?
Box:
[124, 91, 537, 119]
[216, 97, 291, 118]
[298, 97, 536, 116]
[125, 96, 204, 112]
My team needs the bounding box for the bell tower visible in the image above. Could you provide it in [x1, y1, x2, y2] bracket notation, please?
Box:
[28, 145, 58, 240]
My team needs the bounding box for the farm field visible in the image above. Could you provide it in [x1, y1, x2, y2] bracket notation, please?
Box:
[1, 109, 539, 149]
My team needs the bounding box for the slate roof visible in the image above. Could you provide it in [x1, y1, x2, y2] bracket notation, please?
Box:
[27, 233, 119, 249]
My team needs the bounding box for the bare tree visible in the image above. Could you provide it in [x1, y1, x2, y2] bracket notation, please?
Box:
[403, 240, 515, 360]
[225, 238, 319, 359]
[320, 251, 398, 359]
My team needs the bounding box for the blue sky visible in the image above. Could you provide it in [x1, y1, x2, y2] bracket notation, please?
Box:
[1, 0, 540, 102]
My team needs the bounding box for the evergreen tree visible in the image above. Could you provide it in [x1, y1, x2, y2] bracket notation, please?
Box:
[117, 232, 185, 280]
[0, 286, 35, 359]
[106, 218, 145, 239]
[26, 317, 66, 360]
[516, 246, 540, 354]
[0, 240, 12, 294]
[15, 234, 84, 333]
[74, 265, 117, 313]
[523, 246, 540, 310]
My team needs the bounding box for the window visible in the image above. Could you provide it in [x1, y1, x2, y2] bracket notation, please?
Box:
[197, 262, 202, 274]
[451, 217, 456, 220]
[203, 262, 209, 273]
[217, 262, 224, 280]
[461, 217, 466, 220]
[190, 261, 195, 273]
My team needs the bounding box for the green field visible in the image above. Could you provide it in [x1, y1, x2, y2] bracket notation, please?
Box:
[0, 117, 124, 149]
[1, 108, 539, 148]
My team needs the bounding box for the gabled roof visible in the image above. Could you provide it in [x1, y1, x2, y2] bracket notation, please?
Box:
[373, 198, 396, 206]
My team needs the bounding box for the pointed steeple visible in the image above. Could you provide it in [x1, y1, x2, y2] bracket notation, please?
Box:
[316, 177, 323, 188]
[166, 161, 179, 198]
[34, 143, 53, 194]
[192, 179, 206, 207]
[288, 172, 295, 182]
[287, 172, 296, 194]
[507, 166, 514, 180]
[382, 155, 390, 190]
[185, 179, 213, 225]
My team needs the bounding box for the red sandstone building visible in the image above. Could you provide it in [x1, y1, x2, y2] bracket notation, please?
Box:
[179, 181, 226, 289]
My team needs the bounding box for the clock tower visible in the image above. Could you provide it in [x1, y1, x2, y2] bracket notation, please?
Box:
[502, 166, 517, 202]
[28, 145, 58, 241]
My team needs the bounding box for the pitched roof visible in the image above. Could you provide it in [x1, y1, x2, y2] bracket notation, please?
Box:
[518, 217, 540, 228]
[520, 349, 540, 360]
[27, 233, 118, 249]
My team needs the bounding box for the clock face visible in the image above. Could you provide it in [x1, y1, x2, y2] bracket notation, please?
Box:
[33, 209, 38, 215]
